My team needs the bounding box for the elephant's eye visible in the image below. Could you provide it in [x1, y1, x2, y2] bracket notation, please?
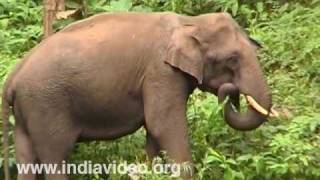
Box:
[226, 56, 239, 70]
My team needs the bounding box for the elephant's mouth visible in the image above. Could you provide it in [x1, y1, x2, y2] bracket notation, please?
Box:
[245, 95, 278, 117]
[218, 84, 278, 118]
[226, 92, 278, 118]
[218, 83, 277, 131]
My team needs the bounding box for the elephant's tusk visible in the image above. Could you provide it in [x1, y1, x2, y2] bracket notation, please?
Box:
[245, 95, 268, 115]
[245, 95, 279, 118]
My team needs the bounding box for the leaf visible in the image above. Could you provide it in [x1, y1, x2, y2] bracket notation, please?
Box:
[131, 5, 152, 12]
[0, 18, 9, 29]
[65, 1, 82, 9]
[226, 159, 237, 165]
[299, 156, 309, 166]
[56, 10, 77, 20]
[224, 167, 235, 180]
[311, 0, 320, 5]
[231, 1, 239, 16]
[105, 0, 132, 12]
[205, 148, 225, 163]
[237, 154, 252, 162]
[206, 155, 223, 164]
[9, 115, 15, 126]
[255, 159, 265, 174]
[256, 2, 264, 13]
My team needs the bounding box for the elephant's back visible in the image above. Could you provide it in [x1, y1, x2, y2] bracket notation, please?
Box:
[11, 12, 182, 103]
[60, 12, 179, 34]
[15, 12, 181, 78]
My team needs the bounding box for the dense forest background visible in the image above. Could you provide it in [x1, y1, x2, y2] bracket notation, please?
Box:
[0, 0, 319, 179]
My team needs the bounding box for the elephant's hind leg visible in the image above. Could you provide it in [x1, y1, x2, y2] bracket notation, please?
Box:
[14, 102, 37, 180]
[32, 119, 79, 180]
[24, 105, 81, 180]
[15, 125, 37, 180]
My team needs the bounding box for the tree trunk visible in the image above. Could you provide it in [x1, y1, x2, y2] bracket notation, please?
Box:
[43, 0, 65, 38]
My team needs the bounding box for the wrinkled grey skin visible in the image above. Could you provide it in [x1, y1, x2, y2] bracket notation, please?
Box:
[2, 12, 272, 180]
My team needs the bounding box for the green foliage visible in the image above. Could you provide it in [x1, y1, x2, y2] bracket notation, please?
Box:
[0, 0, 319, 179]
[0, 0, 42, 55]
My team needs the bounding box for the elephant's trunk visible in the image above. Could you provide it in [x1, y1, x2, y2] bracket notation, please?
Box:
[218, 83, 271, 131]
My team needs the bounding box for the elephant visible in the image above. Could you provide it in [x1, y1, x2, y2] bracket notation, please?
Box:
[2, 12, 274, 180]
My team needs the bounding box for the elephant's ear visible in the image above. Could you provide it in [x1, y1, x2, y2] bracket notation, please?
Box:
[165, 25, 204, 84]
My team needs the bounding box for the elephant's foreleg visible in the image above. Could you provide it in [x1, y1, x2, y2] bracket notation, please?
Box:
[145, 132, 160, 160]
[143, 73, 194, 178]
[144, 96, 193, 178]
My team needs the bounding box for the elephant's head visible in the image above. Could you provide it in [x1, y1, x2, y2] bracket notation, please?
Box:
[165, 13, 273, 131]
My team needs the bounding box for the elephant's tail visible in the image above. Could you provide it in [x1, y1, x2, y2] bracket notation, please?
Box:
[2, 82, 12, 180]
